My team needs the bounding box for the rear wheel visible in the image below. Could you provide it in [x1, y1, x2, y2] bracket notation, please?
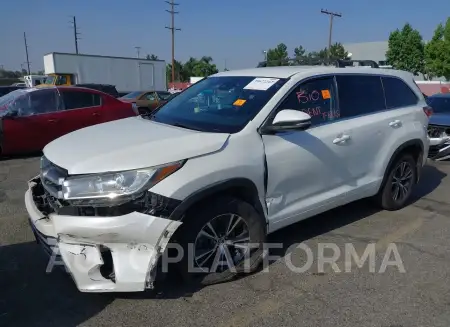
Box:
[176, 196, 266, 286]
[375, 154, 417, 210]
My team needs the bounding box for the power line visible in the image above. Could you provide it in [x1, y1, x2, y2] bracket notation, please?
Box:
[165, 0, 181, 84]
[23, 32, 31, 75]
[320, 9, 342, 59]
[70, 16, 81, 54]
[135, 46, 141, 58]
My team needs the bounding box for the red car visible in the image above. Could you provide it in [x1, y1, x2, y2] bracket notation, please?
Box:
[0, 86, 137, 155]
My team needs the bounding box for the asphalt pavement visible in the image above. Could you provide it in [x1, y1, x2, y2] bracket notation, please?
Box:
[1, 155, 450, 327]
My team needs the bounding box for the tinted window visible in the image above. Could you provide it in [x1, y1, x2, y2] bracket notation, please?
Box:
[278, 77, 339, 125]
[428, 97, 450, 113]
[25, 89, 59, 115]
[336, 75, 385, 118]
[382, 77, 418, 109]
[62, 91, 101, 110]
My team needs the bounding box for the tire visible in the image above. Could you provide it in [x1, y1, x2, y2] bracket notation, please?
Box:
[375, 153, 417, 211]
[175, 196, 266, 286]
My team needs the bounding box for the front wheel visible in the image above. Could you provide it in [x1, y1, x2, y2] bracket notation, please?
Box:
[375, 154, 417, 210]
[176, 196, 266, 286]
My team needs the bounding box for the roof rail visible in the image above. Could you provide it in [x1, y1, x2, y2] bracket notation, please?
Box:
[256, 58, 379, 68]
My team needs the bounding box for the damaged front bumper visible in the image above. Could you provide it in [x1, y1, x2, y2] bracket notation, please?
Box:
[25, 177, 182, 293]
[428, 125, 450, 161]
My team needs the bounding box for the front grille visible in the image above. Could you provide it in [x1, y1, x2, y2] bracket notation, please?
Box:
[40, 156, 68, 199]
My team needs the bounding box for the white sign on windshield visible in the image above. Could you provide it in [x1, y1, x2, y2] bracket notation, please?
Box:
[243, 78, 279, 91]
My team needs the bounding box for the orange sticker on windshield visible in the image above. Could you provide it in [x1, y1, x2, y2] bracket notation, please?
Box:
[233, 99, 246, 106]
[321, 89, 331, 99]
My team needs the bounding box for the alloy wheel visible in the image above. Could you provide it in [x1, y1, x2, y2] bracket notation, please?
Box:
[391, 161, 414, 202]
[194, 214, 250, 273]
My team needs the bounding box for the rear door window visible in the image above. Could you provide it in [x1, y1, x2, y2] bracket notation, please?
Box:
[382, 77, 418, 109]
[62, 90, 102, 110]
[336, 75, 385, 118]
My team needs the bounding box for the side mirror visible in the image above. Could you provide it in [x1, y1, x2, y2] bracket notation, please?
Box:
[261, 109, 312, 134]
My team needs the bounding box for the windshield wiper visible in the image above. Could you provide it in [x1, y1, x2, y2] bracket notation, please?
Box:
[171, 122, 203, 131]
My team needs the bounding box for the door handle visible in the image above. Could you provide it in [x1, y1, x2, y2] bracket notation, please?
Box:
[389, 120, 402, 127]
[92, 112, 100, 117]
[48, 119, 58, 123]
[333, 134, 351, 144]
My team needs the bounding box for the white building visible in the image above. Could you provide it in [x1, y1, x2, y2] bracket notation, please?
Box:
[343, 41, 445, 81]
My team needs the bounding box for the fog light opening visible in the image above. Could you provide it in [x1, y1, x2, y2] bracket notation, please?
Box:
[99, 246, 115, 282]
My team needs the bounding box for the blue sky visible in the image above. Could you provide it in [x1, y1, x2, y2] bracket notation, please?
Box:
[1, 0, 449, 72]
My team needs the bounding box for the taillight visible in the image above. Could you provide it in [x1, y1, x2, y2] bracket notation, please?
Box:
[423, 106, 433, 117]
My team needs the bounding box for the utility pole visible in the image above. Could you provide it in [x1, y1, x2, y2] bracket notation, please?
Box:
[135, 46, 141, 58]
[320, 9, 342, 59]
[23, 32, 31, 75]
[165, 0, 181, 84]
[70, 16, 80, 54]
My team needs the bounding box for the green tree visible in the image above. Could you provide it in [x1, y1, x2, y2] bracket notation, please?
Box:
[328, 42, 349, 60]
[293, 45, 307, 64]
[425, 18, 450, 81]
[182, 57, 198, 79]
[192, 56, 218, 77]
[386, 23, 425, 75]
[166, 59, 184, 82]
[146, 54, 159, 60]
[266, 43, 289, 66]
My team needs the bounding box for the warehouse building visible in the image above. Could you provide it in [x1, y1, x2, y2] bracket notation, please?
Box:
[343, 41, 389, 67]
[342, 41, 447, 82]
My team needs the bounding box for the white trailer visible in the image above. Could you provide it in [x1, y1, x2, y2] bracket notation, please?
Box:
[43, 52, 167, 93]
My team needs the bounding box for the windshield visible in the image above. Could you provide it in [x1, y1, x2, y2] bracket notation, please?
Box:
[427, 97, 450, 113]
[121, 91, 143, 99]
[0, 89, 28, 107]
[45, 76, 55, 85]
[156, 91, 172, 100]
[150, 76, 287, 133]
[0, 89, 30, 116]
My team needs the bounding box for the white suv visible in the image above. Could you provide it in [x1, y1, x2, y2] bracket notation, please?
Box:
[25, 66, 430, 292]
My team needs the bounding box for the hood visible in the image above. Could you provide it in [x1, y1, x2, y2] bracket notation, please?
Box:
[429, 113, 450, 126]
[43, 116, 230, 175]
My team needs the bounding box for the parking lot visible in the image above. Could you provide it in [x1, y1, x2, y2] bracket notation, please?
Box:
[2, 156, 450, 327]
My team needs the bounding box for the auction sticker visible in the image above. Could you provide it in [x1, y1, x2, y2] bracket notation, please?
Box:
[244, 78, 279, 91]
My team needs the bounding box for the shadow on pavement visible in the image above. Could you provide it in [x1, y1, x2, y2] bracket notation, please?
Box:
[1, 163, 445, 323]
[117, 162, 447, 300]
[409, 163, 447, 202]
[0, 242, 114, 327]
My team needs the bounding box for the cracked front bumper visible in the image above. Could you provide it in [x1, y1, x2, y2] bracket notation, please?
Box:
[25, 178, 182, 293]
[428, 137, 450, 161]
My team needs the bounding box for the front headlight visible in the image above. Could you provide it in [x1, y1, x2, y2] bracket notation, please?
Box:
[62, 161, 184, 200]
